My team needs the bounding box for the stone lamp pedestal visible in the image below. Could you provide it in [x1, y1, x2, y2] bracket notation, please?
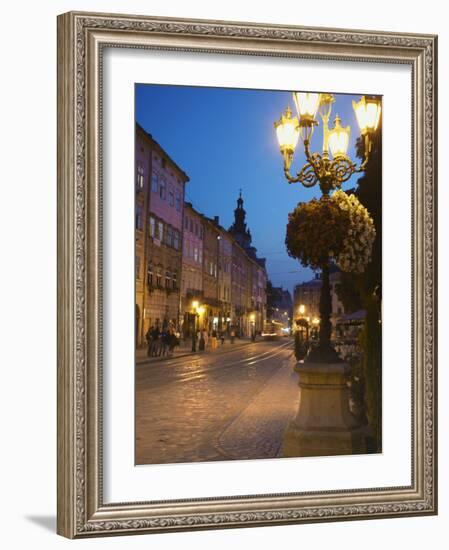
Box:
[282, 362, 367, 458]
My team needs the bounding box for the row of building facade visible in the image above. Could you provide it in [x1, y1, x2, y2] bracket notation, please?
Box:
[135, 124, 267, 347]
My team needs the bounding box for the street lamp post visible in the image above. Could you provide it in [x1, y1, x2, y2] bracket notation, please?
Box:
[275, 93, 381, 363]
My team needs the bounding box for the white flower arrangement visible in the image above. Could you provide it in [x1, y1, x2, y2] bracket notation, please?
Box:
[331, 190, 376, 274]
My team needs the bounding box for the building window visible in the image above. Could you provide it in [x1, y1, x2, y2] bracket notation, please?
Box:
[149, 216, 155, 238]
[151, 171, 158, 193]
[135, 255, 141, 279]
[194, 246, 198, 263]
[184, 216, 189, 230]
[168, 187, 174, 207]
[176, 191, 181, 211]
[165, 271, 171, 288]
[135, 205, 143, 230]
[166, 226, 173, 247]
[194, 222, 198, 236]
[199, 226, 203, 239]
[156, 266, 162, 287]
[189, 218, 193, 233]
[159, 177, 166, 200]
[136, 163, 144, 189]
[173, 230, 180, 250]
[157, 221, 164, 241]
[172, 271, 178, 290]
[147, 263, 153, 286]
[161, 158, 167, 169]
[198, 249, 202, 264]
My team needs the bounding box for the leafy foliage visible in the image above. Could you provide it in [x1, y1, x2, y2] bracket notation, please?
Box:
[335, 120, 383, 452]
[285, 196, 350, 270]
[285, 192, 375, 274]
[332, 190, 376, 274]
[336, 123, 382, 310]
[359, 296, 382, 452]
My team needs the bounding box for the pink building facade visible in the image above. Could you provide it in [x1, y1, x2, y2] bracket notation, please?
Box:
[181, 203, 204, 335]
[136, 125, 268, 346]
[135, 124, 189, 345]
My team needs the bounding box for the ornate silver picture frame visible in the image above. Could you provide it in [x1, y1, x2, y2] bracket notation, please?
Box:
[57, 11, 437, 538]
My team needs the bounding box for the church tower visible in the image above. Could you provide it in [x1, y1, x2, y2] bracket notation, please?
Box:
[228, 190, 252, 249]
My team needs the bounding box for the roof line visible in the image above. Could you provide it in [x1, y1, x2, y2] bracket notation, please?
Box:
[136, 122, 190, 182]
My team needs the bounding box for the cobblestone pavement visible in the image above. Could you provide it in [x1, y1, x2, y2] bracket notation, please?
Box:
[136, 336, 255, 364]
[135, 339, 299, 465]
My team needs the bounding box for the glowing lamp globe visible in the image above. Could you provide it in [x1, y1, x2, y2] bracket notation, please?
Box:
[292, 92, 321, 125]
[274, 106, 300, 153]
[328, 115, 350, 159]
[352, 96, 382, 135]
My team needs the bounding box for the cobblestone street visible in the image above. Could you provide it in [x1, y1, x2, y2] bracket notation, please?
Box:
[135, 339, 299, 464]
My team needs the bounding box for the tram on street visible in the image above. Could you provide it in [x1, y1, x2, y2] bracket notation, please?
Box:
[261, 320, 287, 339]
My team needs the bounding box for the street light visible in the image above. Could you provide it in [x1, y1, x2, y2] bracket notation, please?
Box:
[274, 106, 300, 165]
[328, 115, 350, 159]
[274, 93, 381, 196]
[298, 304, 306, 316]
[274, 92, 381, 362]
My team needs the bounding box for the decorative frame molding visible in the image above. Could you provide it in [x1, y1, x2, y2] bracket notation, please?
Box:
[57, 11, 437, 538]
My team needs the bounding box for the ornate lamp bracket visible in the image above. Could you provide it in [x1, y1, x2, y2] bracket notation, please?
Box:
[283, 137, 372, 195]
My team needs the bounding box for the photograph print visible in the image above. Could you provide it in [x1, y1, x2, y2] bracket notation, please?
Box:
[134, 84, 382, 466]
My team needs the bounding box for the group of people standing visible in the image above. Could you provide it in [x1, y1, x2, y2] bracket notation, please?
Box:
[145, 324, 250, 359]
[145, 326, 180, 357]
[195, 328, 225, 351]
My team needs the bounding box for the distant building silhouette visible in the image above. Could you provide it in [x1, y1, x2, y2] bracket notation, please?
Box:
[228, 191, 266, 269]
[269, 286, 293, 326]
[293, 266, 345, 338]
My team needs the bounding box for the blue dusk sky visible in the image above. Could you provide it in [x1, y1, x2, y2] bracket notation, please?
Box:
[136, 84, 368, 295]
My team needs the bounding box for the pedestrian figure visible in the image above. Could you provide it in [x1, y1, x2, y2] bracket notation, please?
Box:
[167, 329, 178, 356]
[160, 330, 170, 357]
[203, 330, 209, 349]
[145, 326, 153, 357]
[150, 326, 160, 357]
[220, 332, 225, 346]
[199, 330, 206, 351]
[211, 328, 218, 350]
